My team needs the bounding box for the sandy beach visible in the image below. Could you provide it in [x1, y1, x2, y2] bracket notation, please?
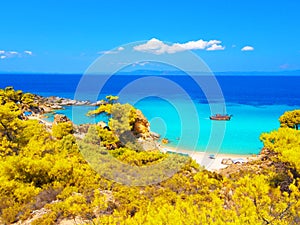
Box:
[159, 145, 258, 172]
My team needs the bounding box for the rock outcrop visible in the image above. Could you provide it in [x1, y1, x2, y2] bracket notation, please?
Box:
[132, 109, 151, 138]
[42, 96, 90, 106]
[35, 96, 92, 114]
[221, 158, 233, 165]
[53, 114, 71, 124]
[130, 109, 161, 151]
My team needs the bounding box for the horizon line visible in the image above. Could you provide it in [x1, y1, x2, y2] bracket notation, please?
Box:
[0, 69, 300, 76]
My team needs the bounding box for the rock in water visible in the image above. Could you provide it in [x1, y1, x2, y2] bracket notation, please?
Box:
[161, 138, 169, 144]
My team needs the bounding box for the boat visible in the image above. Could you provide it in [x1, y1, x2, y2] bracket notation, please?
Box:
[210, 114, 232, 121]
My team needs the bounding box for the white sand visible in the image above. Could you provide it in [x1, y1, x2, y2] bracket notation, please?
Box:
[159, 145, 257, 172]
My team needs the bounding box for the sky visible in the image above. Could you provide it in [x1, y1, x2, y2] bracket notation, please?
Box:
[1, 0, 300, 73]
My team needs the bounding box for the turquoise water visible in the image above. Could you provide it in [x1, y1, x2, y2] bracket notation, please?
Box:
[45, 100, 294, 155]
[134, 100, 289, 155]
[2, 74, 299, 155]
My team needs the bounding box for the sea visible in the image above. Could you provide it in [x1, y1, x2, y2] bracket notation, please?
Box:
[1, 74, 300, 155]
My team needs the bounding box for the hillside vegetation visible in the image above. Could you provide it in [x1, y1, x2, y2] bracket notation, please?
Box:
[0, 87, 299, 224]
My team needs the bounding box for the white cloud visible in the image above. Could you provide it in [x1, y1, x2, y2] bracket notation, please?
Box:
[241, 46, 254, 51]
[132, 61, 150, 67]
[133, 38, 225, 54]
[97, 50, 116, 55]
[24, 50, 32, 55]
[98, 46, 125, 55]
[0, 50, 33, 59]
[133, 38, 168, 54]
[206, 44, 225, 51]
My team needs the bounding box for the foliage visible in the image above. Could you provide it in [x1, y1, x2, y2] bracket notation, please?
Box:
[110, 148, 166, 166]
[0, 102, 23, 143]
[52, 121, 74, 139]
[86, 104, 112, 117]
[106, 95, 119, 104]
[83, 125, 102, 145]
[86, 95, 119, 116]
[279, 109, 300, 130]
[87, 99, 137, 135]
[87, 100, 138, 149]
[21, 93, 37, 108]
[0, 86, 22, 104]
[83, 125, 119, 149]
[0, 86, 37, 109]
[109, 103, 137, 137]
[261, 128, 300, 173]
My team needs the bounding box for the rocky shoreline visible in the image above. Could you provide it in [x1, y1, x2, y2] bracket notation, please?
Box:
[35, 96, 95, 112]
[25, 94, 161, 152]
[22, 94, 109, 117]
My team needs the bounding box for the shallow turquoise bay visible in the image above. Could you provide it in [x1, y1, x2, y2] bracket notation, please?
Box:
[45, 100, 296, 155]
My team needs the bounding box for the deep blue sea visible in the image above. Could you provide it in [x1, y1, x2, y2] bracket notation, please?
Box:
[1, 74, 300, 155]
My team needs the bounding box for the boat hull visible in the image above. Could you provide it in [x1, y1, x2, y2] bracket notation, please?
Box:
[210, 115, 231, 121]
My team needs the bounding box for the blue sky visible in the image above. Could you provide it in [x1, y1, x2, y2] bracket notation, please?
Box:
[1, 0, 300, 73]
